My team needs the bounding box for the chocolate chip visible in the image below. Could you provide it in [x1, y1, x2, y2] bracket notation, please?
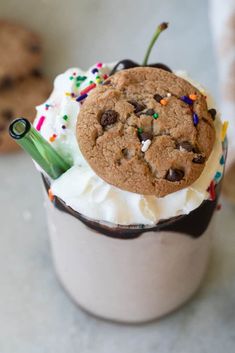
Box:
[178, 141, 203, 156]
[29, 43, 41, 53]
[100, 110, 119, 127]
[128, 100, 146, 113]
[208, 108, 217, 120]
[1, 109, 13, 121]
[192, 146, 201, 154]
[192, 155, 206, 164]
[145, 109, 155, 116]
[139, 132, 153, 142]
[177, 141, 194, 152]
[166, 168, 184, 182]
[31, 68, 43, 78]
[0, 76, 13, 90]
[153, 94, 163, 103]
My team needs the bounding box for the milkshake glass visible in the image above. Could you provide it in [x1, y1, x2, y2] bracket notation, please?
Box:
[43, 176, 221, 323]
[31, 62, 226, 323]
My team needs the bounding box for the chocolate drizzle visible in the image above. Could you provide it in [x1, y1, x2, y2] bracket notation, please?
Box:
[42, 175, 221, 240]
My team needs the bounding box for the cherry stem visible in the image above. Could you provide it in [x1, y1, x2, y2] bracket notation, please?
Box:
[142, 22, 169, 66]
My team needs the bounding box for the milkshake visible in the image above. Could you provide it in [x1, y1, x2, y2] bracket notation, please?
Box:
[9, 24, 227, 323]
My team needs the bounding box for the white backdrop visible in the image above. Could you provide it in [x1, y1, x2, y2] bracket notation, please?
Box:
[0, 0, 218, 97]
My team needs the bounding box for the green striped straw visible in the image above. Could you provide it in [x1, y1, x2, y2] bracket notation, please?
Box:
[9, 118, 71, 179]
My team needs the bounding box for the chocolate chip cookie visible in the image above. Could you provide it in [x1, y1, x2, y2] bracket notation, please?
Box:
[77, 67, 215, 197]
[0, 75, 52, 153]
[0, 20, 42, 88]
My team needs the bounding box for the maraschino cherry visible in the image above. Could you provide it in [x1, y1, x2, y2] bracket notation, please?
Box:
[110, 22, 171, 76]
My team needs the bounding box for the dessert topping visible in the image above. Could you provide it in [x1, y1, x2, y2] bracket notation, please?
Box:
[166, 169, 184, 182]
[100, 110, 119, 127]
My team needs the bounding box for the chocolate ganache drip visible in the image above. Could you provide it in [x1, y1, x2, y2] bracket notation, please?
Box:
[42, 175, 221, 240]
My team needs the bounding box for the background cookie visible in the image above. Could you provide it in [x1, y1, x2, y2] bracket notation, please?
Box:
[0, 20, 42, 88]
[77, 67, 216, 197]
[0, 75, 52, 153]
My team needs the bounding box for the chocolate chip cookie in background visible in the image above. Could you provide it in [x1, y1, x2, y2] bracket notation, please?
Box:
[0, 75, 51, 153]
[0, 20, 42, 87]
[77, 67, 216, 197]
[0, 19, 52, 153]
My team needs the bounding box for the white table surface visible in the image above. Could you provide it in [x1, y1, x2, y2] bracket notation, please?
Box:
[0, 0, 235, 352]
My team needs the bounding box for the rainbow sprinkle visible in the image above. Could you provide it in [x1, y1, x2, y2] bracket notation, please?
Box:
[48, 189, 55, 202]
[221, 121, 228, 141]
[92, 68, 99, 74]
[45, 104, 51, 110]
[214, 171, 222, 182]
[181, 96, 193, 105]
[96, 62, 103, 68]
[49, 134, 57, 142]
[63, 115, 69, 121]
[96, 76, 102, 84]
[80, 83, 96, 95]
[209, 180, 216, 201]
[189, 94, 197, 101]
[220, 155, 225, 165]
[160, 98, 167, 106]
[77, 76, 87, 82]
[36, 115, 45, 131]
[153, 113, 159, 119]
[193, 112, 199, 126]
[76, 93, 88, 102]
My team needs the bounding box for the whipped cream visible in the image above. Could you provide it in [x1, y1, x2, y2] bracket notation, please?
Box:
[34, 63, 224, 226]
